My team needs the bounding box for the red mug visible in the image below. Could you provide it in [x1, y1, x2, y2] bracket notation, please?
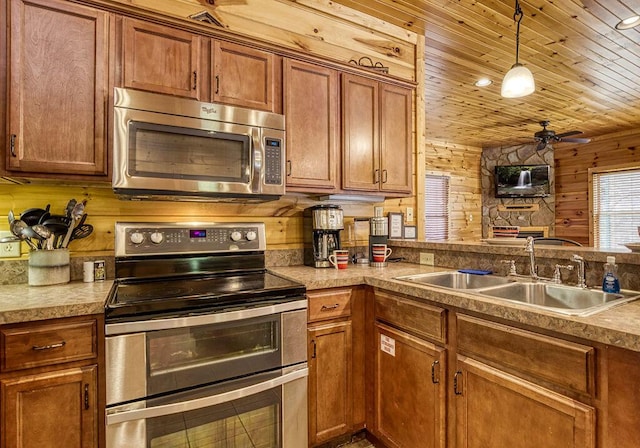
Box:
[372, 244, 392, 262]
[328, 250, 349, 269]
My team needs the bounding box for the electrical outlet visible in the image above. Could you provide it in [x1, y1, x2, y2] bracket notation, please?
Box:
[406, 207, 414, 222]
[0, 231, 21, 258]
[420, 252, 434, 266]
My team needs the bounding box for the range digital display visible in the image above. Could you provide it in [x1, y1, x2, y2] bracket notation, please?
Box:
[189, 229, 207, 238]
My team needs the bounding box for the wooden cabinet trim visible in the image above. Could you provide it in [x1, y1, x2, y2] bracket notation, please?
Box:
[308, 288, 352, 323]
[375, 290, 446, 344]
[456, 314, 595, 395]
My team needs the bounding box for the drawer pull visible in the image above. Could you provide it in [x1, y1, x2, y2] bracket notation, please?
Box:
[32, 341, 66, 351]
[431, 360, 440, 384]
[84, 384, 90, 410]
[320, 304, 340, 311]
[453, 370, 463, 395]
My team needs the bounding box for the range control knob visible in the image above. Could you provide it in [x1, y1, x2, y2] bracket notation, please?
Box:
[130, 232, 145, 245]
[230, 231, 243, 242]
[246, 230, 257, 241]
[150, 232, 164, 244]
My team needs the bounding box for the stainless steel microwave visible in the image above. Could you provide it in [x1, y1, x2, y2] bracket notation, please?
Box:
[113, 88, 286, 201]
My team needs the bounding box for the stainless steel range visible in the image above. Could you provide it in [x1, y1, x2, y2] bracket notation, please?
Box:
[105, 222, 308, 448]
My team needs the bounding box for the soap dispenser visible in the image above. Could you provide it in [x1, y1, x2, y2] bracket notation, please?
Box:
[602, 256, 621, 293]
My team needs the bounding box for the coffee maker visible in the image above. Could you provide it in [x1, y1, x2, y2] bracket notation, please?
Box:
[304, 205, 344, 268]
[369, 211, 388, 267]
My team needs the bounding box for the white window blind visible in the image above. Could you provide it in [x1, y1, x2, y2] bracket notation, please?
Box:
[593, 168, 640, 249]
[425, 174, 450, 240]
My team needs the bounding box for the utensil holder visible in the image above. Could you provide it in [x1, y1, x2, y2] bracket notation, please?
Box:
[28, 249, 70, 286]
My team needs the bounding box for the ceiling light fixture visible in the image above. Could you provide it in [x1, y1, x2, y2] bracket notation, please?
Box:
[615, 15, 640, 30]
[501, 0, 535, 98]
[474, 78, 493, 87]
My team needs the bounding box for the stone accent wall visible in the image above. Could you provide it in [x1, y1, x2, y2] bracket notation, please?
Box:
[481, 144, 555, 238]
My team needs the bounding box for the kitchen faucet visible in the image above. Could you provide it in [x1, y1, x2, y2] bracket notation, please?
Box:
[571, 254, 588, 288]
[524, 236, 539, 279]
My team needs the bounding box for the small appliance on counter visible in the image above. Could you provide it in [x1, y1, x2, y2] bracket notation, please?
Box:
[304, 205, 344, 268]
[369, 209, 389, 267]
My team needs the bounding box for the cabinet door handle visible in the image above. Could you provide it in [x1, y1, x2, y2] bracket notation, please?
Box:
[374, 169, 380, 184]
[215, 75, 220, 94]
[311, 340, 317, 359]
[10, 134, 16, 157]
[84, 384, 90, 410]
[431, 360, 440, 384]
[320, 303, 340, 311]
[382, 169, 388, 184]
[192, 71, 197, 90]
[453, 370, 463, 395]
[32, 341, 66, 351]
[287, 160, 292, 176]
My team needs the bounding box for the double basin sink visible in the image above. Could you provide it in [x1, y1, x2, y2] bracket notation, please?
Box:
[395, 271, 640, 316]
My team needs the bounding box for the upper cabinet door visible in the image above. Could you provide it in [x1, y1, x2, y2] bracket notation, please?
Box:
[212, 41, 277, 112]
[342, 74, 379, 191]
[380, 83, 412, 194]
[284, 59, 339, 191]
[121, 17, 202, 99]
[7, 0, 109, 176]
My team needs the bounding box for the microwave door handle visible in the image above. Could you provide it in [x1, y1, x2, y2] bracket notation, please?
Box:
[106, 367, 308, 425]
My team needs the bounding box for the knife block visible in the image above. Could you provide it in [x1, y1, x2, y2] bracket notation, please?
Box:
[28, 249, 70, 286]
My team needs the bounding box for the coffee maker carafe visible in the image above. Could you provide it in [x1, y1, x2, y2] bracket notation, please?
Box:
[304, 205, 344, 268]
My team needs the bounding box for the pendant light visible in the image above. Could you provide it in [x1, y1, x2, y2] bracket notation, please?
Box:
[501, 0, 535, 98]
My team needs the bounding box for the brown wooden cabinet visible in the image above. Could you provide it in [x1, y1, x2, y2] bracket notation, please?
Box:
[6, 0, 110, 178]
[283, 59, 340, 192]
[342, 74, 413, 195]
[0, 315, 102, 448]
[120, 17, 203, 99]
[454, 356, 595, 448]
[307, 287, 365, 446]
[374, 322, 446, 448]
[213, 41, 279, 112]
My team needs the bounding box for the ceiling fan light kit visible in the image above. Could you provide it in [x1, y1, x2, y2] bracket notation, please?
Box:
[501, 0, 535, 98]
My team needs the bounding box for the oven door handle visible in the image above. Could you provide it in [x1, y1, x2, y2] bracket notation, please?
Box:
[106, 366, 307, 425]
[106, 298, 307, 335]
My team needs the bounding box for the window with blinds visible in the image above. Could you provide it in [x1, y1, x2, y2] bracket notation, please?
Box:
[592, 167, 640, 249]
[425, 174, 450, 240]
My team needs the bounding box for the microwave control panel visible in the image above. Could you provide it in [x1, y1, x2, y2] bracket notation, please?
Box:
[264, 138, 282, 185]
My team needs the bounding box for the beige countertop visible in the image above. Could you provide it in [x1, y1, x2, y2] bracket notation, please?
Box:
[2, 263, 640, 353]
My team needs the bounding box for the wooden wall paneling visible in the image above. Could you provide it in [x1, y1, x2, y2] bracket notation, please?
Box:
[118, 0, 417, 80]
[554, 129, 640, 245]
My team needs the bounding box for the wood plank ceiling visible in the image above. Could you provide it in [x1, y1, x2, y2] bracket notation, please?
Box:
[336, 0, 640, 149]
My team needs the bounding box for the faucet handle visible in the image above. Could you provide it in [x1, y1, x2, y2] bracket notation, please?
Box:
[552, 264, 574, 284]
[571, 254, 584, 262]
[500, 259, 517, 276]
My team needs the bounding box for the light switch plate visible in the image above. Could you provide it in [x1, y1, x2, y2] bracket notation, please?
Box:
[0, 231, 21, 258]
[420, 252, 435, 266]
[406, 207, 414, 222]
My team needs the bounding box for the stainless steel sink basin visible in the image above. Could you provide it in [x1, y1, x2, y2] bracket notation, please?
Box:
[395, 271, 512, 290]
[479, 282, 640, 316]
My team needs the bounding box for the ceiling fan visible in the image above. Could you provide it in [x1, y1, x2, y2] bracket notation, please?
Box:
[534, 120, 591, 150]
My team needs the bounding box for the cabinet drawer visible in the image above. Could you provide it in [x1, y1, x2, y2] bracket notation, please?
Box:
[1, 319, 98, 372]
[375, 290, 446, 344]
[456, 314, 595, 395]
[308, 289, 352, 322]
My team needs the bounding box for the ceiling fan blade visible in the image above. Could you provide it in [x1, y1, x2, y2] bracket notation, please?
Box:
[536, 140, 548, 150]
[555, 130, 583, 138]
[559, 137, 591, 144]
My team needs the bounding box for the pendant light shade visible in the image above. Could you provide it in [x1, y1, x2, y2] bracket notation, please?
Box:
[501, 0, 535, 98]
[501, 63, 535, 98]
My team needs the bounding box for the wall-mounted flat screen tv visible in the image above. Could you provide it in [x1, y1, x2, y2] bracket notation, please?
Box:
[495, 164, 550, 198]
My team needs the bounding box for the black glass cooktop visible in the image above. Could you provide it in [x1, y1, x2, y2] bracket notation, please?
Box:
[105, 271, 305, 321]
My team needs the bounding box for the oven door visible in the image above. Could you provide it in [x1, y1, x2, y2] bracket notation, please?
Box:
[106, 300, 307, 406]
[106, 365, 307, 448]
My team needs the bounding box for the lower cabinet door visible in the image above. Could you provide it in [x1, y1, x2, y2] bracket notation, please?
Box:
[1, 365, 98, 448]
[455, 356, 595, 448]
[374, 322, 446, 448]
[308, 320, 352, 445]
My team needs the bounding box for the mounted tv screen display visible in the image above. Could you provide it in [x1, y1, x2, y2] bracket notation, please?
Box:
[495, 164, 550, 198]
